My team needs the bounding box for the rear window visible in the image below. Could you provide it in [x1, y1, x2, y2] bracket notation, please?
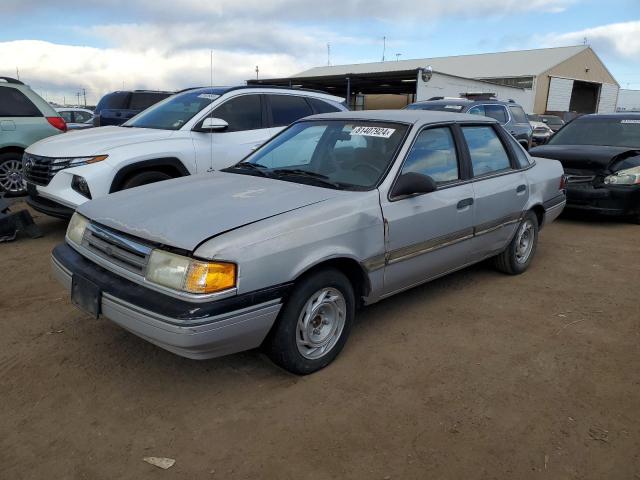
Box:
[269, 95, 313, 127]
[0, 88, 42, 117]
[308, 98, 341, 114]
[548, 117, 640, 148]
[509, 105, 528, 123]
[96, 92, 130, 111]
[130, 92, 171, 111]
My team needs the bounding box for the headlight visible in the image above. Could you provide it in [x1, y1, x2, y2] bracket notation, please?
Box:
[53, 155, 108, 168]
[145, 249, 236, 294]
[66, 213, 89, 244]
[603, 166, 640, 185]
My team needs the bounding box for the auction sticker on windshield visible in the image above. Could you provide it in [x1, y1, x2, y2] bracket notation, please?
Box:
[350, 126, 396, 138]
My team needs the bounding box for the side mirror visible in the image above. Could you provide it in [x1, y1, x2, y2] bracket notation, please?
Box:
[392, 172, 437, 198]
[199, 117, 229, 131]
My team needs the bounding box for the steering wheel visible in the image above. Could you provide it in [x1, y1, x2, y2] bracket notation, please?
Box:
[351, 162, 383, 178]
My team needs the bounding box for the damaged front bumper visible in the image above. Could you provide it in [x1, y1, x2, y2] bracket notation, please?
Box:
[566, 183, 640, 216]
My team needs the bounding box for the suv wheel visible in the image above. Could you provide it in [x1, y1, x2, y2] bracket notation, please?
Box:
[121, 171, 172, 190]
[494, 211, 539, 275]
[264, 268, 355, 375]
[0, 152, 26, 196]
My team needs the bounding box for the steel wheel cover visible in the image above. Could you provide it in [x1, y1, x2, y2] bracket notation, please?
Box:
[296, 287, 346, 360]
[515, 219, 535, 264]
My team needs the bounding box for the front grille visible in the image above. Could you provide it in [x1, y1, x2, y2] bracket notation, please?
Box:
[81, 223, 152, 275]
[23, 154, 72, 187]
[565, 174, 596, 184]
[533, 127, 548, 134]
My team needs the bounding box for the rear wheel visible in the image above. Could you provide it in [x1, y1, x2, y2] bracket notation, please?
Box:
[121, 170, 173, 190]
[264, 268, 355, 375]
[494, 210, 539, 275]
[0, 152, 26, 196]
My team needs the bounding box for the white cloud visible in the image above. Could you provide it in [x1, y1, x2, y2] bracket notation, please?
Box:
[543, 20, 640, 60]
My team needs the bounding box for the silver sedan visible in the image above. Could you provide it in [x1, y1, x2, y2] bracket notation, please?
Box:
[52, 110, 566, 374]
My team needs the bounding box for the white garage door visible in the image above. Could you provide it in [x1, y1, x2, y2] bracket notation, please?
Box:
[597, 83, 619, 113]
[547, 77, 574, 112]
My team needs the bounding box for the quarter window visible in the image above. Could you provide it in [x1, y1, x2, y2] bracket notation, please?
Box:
[212, 95, 263, 132]
[401, 127, 459, 183]
[308, 97, 341, 114]
[483, 105, 508, 124]
[509, 105, 528, 124]
[268, 95, 313, 127]
[75, 111, 93, 123]
[506, 134, 532, 168]
[462, 126, 512, 176]
[0, 89, 42, 117]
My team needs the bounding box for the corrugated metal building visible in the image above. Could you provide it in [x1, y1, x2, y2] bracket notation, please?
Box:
[249, 45, 619, 115]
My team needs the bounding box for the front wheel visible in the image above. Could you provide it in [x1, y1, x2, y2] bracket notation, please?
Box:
[494, 211, 539, 275]
[264, 268, 355, 375]
[0, 152, 27, 196]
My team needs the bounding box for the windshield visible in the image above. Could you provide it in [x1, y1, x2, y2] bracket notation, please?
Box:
[548, 117, 640, 148]
[223, 120, 409, 190]
[406, 103, 465, 112]
[123, 89, 219, 130]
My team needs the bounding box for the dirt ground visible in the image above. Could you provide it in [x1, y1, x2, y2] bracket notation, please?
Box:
[1, 201, 639, 480]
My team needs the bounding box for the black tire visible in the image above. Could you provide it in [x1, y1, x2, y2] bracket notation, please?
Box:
[0, 152, 27, 196]
[264, 268, 355, 375]
[121, 170, 173, 190]
[494, 210, 539, 275]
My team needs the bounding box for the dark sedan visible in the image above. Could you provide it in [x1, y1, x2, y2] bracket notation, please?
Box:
[530, 113, 640, 223]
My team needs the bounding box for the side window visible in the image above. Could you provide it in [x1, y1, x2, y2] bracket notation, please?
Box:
[0, 89, 42, 117]
[268, 95, 313, 127]
[308, 97, 341, 114]
[462, 126, 512, 176]
[508, 105, 528, 124]
[506, 133, 532, 168]
[467, 105, 485, 116]
[401, 127, 459, 183]
[484, 105, 508, 124]
[75, 111, 93, 123]
[212, 95, 263, 132]
[130, 93, 169, 111]
[58, 111, 73, 123]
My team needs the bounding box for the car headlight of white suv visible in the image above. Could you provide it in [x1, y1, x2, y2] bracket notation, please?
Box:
[53, 155, 108, 168]
[603, 166, 640, 185]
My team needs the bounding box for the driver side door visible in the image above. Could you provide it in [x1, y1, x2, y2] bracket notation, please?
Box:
[380, 125, 476, 296]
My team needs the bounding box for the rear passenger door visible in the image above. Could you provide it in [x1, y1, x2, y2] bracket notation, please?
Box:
[380, 125, 476, 295]
[461, 124, 528, 256]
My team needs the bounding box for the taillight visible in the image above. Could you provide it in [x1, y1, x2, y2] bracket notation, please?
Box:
[47, 116, 67, 132]
[559, 174, 567, 190]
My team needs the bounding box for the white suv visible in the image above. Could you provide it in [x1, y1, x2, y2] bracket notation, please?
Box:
[23, 86, 346, 217]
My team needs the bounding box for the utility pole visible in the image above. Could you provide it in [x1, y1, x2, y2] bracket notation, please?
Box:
[396, 53, 402, 61]
[76, 92, 80, 106]
[255, 65, 259, 80]
[15, 67, 19, 80]
[327, 43, 331, 66]
[82, 88, 87, 106]
[382, 36, 386, 62]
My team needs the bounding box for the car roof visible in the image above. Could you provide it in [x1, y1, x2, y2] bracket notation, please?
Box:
[55, 107, 93, 112]
[577, 112, 640, 120]
[179, 86, 345, 102]
[411, 98, 521, 107]
[305, 109, 498, 125]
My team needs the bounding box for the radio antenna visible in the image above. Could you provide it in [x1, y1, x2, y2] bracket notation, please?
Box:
[209, 49, 214, 172]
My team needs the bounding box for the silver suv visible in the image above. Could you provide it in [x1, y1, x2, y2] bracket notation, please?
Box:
[0, 77, 66, 195]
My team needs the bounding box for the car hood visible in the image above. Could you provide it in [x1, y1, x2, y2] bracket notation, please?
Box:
[77, 172, 343, 252]
[529, 145, 640, 171]
[26, 126, 174, 157]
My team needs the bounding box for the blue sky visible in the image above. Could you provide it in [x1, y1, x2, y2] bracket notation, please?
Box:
[0, 0, 638, 104]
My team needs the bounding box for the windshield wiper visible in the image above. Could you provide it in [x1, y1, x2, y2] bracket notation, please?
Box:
[222, 162, 271, 177]
[272, 169, 342, 189]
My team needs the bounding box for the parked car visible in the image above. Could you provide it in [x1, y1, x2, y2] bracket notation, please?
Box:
[537, 114, 565, 132]
[406, 98, 533, 149]
[527, 114, 554, 146]
[51, 110, 566, 374]
[0, 77, 66, 195]
[56, 108, 94, 130]
[23, 86, 347, 218]
[530, 113, 640, 223]
[92, 90, 172, 127]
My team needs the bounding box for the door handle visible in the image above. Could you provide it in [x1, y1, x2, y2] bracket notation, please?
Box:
[457, 198, 474, 210]
[516, 184, 527, 193]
